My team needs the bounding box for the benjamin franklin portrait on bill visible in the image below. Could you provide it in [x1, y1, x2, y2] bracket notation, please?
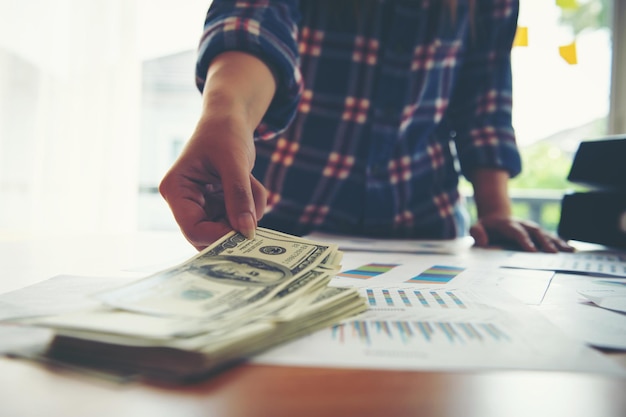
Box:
[186, 255, 293, 286]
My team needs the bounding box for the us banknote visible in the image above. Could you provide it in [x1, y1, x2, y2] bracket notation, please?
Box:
[96, 228, 339, 319]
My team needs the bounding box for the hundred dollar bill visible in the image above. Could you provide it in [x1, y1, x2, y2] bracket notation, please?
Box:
[35, 286, 367, 382]
[95, 228, 338, 319]
[15, 267, 335, 344]
[226, 267, 333, 323]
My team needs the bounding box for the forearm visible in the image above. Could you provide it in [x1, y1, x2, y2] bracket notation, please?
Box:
[470, 168, 512, 218]
[162, 51, 276, 244]
[200, 51, 277, 135]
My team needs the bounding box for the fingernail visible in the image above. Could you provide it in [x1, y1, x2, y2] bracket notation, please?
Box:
[238, 212, 256, 239]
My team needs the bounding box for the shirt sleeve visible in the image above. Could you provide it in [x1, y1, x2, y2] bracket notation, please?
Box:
[196, 0, 302, 140]
[448, 0, 522, 179]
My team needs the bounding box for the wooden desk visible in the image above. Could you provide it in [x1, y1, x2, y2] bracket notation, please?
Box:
[1, 233, 625, 417]
[1, 358, 625, 417]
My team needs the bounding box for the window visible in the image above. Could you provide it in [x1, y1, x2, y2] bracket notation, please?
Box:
[0, 0, 206, 236]
[463, 0, 619, 232]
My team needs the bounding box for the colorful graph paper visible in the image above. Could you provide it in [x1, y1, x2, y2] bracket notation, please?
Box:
[338, 263, 399, 279]
[331, 320, 510, 346]
[364, 288, 467, 309]
[406, 265, 465, 284]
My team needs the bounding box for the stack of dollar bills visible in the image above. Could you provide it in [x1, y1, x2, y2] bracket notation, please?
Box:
[15, 228, 367, 382]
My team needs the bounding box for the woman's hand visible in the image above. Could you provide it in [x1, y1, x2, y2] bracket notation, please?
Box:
[470, 215, 574, 252]
[159, 115, 267, 251]
[469, 168, 574, 252]
[160, 51, 277, 250]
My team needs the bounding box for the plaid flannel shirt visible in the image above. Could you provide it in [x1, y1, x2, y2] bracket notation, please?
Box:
[196, 0, 522, 238]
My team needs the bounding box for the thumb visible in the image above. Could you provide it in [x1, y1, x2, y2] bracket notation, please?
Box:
[469, 222, 489, 247]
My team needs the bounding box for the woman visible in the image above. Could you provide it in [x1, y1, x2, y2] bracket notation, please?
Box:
[159, 0, 572, 253]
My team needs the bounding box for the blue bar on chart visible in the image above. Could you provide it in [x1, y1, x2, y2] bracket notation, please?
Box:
[407, 265, 465, 284]
[445, 291, 467, 309]
[337, 263, 399, 279]
[435, 321, 460, 342]
[393, 321, 414, 343]
[352, 320, 371, 345]
[331, 323, 345, 343]
[479, 323, 510, 341]
[458, 322, 482, 340]
[373, 320, 392, 338]
[415, 321, 433, 341]
[398, 289, 411, 306]
[430, 291, 448, 308]
[413, 290, 430, 307]
[382, 289, 394, 306]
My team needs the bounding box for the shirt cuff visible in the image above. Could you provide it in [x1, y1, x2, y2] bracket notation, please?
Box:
[196, 3, 302, 140]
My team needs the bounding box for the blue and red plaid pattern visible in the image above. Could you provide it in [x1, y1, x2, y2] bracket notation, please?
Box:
[196, 0, 522, 238]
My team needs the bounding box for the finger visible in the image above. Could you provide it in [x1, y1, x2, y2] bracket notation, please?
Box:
[219, 164, 257, 240]
[167, 195, 232, 248]
[160, 177, 231, 248]
[250, 174, 268, 221]
[186, 221, 233, 251]
[469, 222, 489, 247]
[555, 239, 575, 252]
[502, 225, 538, 252]
[480, 219, 538, 252]
[160, 176, 208, 231]
[525, 226, 576, 253]
[527, 228, 558, 253]
[551, 235, 575, 252]
[516, 221, 561, 253]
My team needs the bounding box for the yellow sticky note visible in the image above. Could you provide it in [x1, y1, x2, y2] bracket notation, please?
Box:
[559, 41, 577, 65]
[513, 26, 528, 47]
[556, 0, 579, 9]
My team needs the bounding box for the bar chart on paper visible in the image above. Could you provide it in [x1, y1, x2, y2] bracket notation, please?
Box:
[337, 263, 400, 279]
[335, 262, 468, 286]
[331, 319, 510, 347]
[407, 265, 466, 284]
[503, 252, 626, 277]
[362, 287, 483, 311]
[337, 289, 511, 347]
[255, 285, 624, 375]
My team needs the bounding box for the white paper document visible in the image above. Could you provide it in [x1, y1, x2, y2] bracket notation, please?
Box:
[532, 275, 626, 350]
[255, 284, 622, 375]
[329, 251, 554, 305]
[502, 252, 626, 278]
[0, 275, 137, 322]
[305, 232, 475, 254]
[254, 252, 624, 376]
[0, 275, 137, 354]
[579, 279, 626, 314]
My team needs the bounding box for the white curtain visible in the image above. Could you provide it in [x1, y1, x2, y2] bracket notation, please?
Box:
[0, 0, 140, 236]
